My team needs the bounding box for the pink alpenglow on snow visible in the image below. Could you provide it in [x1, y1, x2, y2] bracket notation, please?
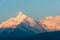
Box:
[40, 16, 60, 31]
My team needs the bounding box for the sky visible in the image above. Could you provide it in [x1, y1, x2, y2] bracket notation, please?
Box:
[0, 0, 59, 22]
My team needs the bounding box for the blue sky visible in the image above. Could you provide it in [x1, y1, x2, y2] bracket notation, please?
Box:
[0, 0, 59, 22]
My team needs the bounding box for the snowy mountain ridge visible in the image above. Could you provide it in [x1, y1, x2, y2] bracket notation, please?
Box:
[0, 12, 60, 32]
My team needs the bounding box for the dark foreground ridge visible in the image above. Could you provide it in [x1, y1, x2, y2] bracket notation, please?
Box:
[0, 31, 60, 40]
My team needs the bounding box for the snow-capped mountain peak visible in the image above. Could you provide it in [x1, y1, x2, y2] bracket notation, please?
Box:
[0, 12, 37, 28]
[39, 16, 60, 31]
[15, 12, 27, 24]
[16, 12, 26, 19]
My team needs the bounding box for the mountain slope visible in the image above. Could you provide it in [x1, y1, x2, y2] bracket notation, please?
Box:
[0, 11, 60, 37]
[0, 12, 36, 28]
[0, 12, 46, 37]
[39, 16, 60, 32]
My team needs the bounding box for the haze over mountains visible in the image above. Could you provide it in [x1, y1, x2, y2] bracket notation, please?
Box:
[0, 12, 60, 37]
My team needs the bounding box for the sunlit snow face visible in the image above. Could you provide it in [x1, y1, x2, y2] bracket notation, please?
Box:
[40, 16, 60, 31]
[0, 12, 36, 28]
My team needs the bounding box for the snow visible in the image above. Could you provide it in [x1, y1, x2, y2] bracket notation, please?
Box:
[0, 12, 36, 28]
[40, 16, 60, 31]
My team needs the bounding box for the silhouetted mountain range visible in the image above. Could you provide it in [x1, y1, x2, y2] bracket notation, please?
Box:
[0, 31, 60, 40]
